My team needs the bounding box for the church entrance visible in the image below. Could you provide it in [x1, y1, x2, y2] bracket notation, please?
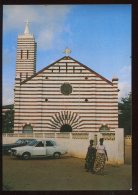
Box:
[60, 124, 72, 132]
[22, 124, 33, 134]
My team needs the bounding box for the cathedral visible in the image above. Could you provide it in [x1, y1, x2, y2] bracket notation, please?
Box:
[14, 22, 119, 134]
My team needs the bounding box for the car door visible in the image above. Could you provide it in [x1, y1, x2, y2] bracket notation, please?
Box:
[46, 141, 56, 156]
[32, 141, 46, 156]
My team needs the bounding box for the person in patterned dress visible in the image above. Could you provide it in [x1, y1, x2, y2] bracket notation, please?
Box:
[93, 138, 108, 175]
[85, 140, 96, 173]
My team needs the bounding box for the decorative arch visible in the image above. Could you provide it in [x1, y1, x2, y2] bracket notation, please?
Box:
[48, 111, 81, 132]
[22, 124, 33, 134]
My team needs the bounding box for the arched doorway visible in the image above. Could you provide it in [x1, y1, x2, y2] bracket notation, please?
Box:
[22, 124, 33, 134]
[60, 124, 72, 132]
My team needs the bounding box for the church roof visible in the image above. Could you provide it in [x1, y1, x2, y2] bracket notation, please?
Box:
[21, 56, 113, 85]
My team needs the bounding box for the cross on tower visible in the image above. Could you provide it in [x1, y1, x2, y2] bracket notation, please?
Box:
[63, 48, 71, 56]
[24, 19, 31, 34]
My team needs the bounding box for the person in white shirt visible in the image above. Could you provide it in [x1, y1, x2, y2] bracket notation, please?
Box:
[93, 138, 108, 175]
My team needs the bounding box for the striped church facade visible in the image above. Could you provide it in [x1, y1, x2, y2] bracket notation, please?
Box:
[14, 23, 119, 133]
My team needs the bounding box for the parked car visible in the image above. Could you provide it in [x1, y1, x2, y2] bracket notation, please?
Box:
[2, 139, 37, 154]
[10, 140, 67, 160]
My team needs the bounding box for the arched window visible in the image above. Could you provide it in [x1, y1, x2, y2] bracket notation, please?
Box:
[22, 124, 33, 134]
[99, 124, 110, 131]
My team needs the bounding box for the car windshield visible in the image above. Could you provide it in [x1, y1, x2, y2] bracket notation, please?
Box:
[15, 139, 23, 144]
[27, 140, 38, 146]
[50, 140, 57, 146]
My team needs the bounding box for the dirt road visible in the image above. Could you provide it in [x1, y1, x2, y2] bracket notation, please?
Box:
[3, 155, 132, 191]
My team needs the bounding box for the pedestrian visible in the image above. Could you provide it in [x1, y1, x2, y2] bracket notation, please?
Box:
[85, 139, 96, 173]
[93, 138, 108, 175]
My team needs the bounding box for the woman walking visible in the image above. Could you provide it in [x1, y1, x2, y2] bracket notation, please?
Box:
[85, 140, 96, 173]
[94, 138, 108, 175]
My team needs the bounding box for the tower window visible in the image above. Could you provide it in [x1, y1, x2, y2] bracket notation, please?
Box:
[85, 98, 88, 102]
[85, 77, 88, 80]
[21, 50, 23, 59]
[73, 66, 75, 73]
[46, 76, 48, 79]
[45, 98, 48, 102]
[66, 63, 67, 73]
[27, 50, 29, 59]
[59, 66, 60, 72]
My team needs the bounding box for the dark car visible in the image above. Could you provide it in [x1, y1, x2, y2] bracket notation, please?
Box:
[2, 139, 37, 155]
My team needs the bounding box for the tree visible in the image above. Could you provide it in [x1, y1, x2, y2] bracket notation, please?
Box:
[118, 92, 132, 135]
[2, 105, 14, 133]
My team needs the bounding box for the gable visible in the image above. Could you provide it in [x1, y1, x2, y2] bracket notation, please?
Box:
[21, 56, 112, 86]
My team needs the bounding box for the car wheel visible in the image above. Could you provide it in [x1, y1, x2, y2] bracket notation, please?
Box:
[53, 152, 61, 159]
[22, 152, 31, 160]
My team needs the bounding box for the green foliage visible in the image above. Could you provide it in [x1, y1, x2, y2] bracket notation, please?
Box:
[118, 92, 132, 135]
[3, 104, 14, 109]
[2, 105, 14, 133]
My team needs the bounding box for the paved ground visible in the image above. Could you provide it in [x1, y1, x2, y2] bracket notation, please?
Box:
[3, 155, 132, 191]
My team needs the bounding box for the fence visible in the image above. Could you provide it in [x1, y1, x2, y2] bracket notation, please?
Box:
[2, 128, 125, 165]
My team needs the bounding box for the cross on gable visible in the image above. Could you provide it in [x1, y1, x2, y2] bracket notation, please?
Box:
[63, 48, 71, 56]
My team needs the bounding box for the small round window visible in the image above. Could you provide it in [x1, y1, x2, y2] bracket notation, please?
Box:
[61, 83, 72, 95]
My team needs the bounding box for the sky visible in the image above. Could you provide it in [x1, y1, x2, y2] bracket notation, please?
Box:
[3, 4, 131, 105]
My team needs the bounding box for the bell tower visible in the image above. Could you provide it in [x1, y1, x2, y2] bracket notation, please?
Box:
[15, 20, 37, 81]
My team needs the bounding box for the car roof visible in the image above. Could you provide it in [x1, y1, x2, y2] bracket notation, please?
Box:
[18, 139, 36, 140]
[35, 140, 55, 142]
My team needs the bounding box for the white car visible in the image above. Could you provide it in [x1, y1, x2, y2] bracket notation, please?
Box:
[10, 140, 67, 160]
